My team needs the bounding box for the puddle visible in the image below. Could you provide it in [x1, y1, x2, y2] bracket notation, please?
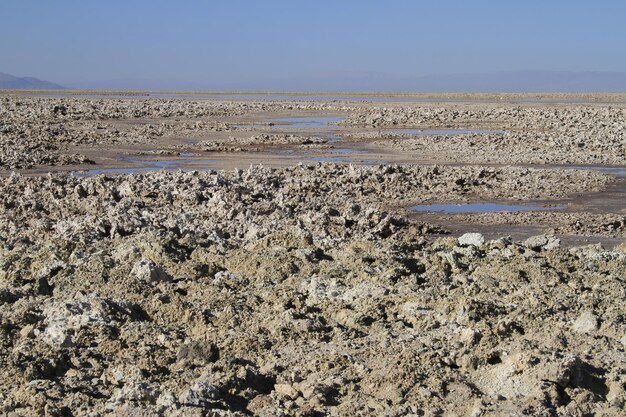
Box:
[310, 156, 350, 163]
[309, 156, 389, 165]
[592, 168, 626, 176]
[269, 116, 344, 129]
[394, 128, 506, 135]
[362, 159, 389, 165]
[274, 147, 358, 156]
[410, 202, 562, 213]
[74, 167, 157, 175]
[75, 157, 217, 176]
[239, 116, 344, 130]
[329, 148, 360, 155]
[552, 165, 626, 177]
[137, 159, 216, 170]
[323, 134, 344, 143]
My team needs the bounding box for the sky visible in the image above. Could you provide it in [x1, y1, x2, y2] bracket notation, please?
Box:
[2, 0, 626, 90]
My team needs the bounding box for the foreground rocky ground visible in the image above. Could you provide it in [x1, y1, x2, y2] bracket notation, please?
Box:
[1, 93, 625, 416]
[0, 166, 625, 416]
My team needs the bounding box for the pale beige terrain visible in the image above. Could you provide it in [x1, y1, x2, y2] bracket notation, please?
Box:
[0, 92, 625, 416]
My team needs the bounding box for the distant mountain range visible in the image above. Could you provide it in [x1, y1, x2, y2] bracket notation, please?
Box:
[3, 70, 626, 92]
[0, 72, 65, 89]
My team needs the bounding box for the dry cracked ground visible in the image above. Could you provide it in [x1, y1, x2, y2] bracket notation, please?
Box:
[0, 92, 625, 416]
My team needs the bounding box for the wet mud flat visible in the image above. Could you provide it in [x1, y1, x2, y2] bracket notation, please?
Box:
[1, 93, 626, 416]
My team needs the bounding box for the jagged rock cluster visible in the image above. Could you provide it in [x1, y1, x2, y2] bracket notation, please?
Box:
[0, 96, 352, 169]
[346, 105, 626, 164]
[0, 165, 624, 415]
[1, 94, 625, 416]
[1, 221, 625, 415]
[439, 211, 626, 238]
[193, 134, 330, 153]
[1, 96, 343, 123]
[0, 164, 610, 247]
[3, 96, 625, 170]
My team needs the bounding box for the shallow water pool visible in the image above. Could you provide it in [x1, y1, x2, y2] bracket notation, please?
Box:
[410, 202, 562, 213]
[394, 128, 506, 135]
[75, 157, 217, 176]
[270, 117, 344, 129]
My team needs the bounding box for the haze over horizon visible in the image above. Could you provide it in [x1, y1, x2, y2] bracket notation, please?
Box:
[2, 1, 626, 91]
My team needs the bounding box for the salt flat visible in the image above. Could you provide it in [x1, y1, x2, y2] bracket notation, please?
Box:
[1, 91, 625, 415]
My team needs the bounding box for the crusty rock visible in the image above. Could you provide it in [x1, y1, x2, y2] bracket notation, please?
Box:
[274, 383, 299, 400]
[178, 380, 221, 408]
[572, 310, 599, 333]
[131, 258, 172, 282]
[458, 232, 485, 247]
[176, 341, 219, 366]
[523, 234, 561, 250]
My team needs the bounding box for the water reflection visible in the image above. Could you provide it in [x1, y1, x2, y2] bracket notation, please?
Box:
[74, 157, 217, 176]
[394, 128, 506, 135]
[410, 202, 562, 213]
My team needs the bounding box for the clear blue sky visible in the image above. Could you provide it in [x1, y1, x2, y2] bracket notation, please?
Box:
[2, 0, 626, 89]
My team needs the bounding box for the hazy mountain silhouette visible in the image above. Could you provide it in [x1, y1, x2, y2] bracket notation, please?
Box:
[0, 72, 65, 89]
[21, 70, 626, 92]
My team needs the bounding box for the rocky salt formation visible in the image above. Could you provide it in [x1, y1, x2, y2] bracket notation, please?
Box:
[0, 164, 611, 247]
[0, 165, 624, 415]
[373, 130, 626, 165]
[1, 223, 625, 415]
[3, 96, 625, 170]
[193, 134, 331, 153]
[347, 105, 626, 165]
[436, 211, 626, 239]
[1, 96, 344, 124]
[0, 96, 353, 170]
[223, 134, 330, 147]
[1, 94, 625, 415]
